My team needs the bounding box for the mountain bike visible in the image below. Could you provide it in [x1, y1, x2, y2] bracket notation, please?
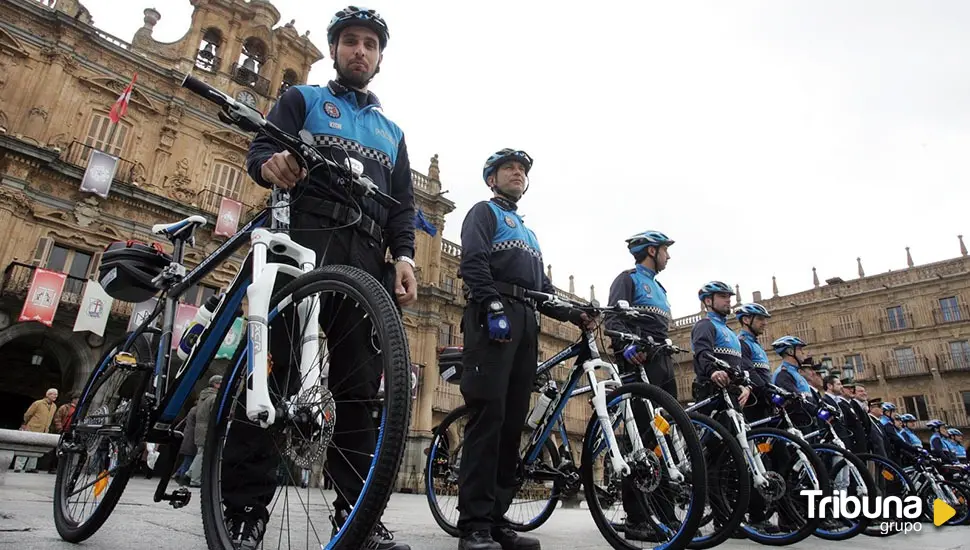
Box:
[901, 450, 970, 526]
[683, 356, 831, 546]
[52, 74, 413, 550]
[425, 295, 708, 549]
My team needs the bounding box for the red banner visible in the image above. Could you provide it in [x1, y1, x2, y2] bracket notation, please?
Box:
[172, 303, 199, 350]
[214, 197, 243, 237]
[18, 268, 67, 327]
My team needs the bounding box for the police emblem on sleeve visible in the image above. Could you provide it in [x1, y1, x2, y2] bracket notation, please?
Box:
[642, 284, 653, 298]
[504, 215, 516, 228]
[323, 101, 341, 118]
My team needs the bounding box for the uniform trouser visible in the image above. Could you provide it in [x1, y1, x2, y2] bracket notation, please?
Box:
[620, 354, 677, 525]
[457, 298, 538, 536]
[220, 219, 393, 518]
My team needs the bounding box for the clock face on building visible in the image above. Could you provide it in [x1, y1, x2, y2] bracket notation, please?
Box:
[235, 90, 257, 107]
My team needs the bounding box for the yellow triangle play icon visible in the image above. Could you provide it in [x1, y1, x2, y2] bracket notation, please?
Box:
[933, 499, 956, 526]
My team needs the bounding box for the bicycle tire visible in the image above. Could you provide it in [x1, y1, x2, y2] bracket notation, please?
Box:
[810, 443, 876, 541]
[53, 333, 155, 543]
[854, 453, 913, 537]
[424, 404, 562, 536]
[741, 426, 830, 546]
[581, 383, 707, 550]
[686, 412, 751, 550]
[935, 480, 970, 526]
[200, 264, 412, 550]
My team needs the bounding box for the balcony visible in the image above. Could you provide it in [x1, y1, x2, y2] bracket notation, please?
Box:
[230, 63, 270, 96]
[928, 406, 970, 428]
[932, 303, 970, 325]
[852, 365, 878, 382]
[937, 351, 970, 373]
[1, 262, 134, 319]
[432, 382, 463, 413]
[879, 312, 914, 333]
[60, 141, 136, 184]
[881, 355, 931, 379]
[830, 322, 863, 341]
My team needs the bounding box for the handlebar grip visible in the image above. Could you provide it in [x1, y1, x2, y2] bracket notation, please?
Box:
[181, 74, 229, 106]
[372, 191, 399, 209]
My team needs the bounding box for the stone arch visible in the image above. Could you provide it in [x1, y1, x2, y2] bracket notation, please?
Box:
[0, 322, 100, 429]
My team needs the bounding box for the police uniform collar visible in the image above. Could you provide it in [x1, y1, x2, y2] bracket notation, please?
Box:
[635, 264, 657, 278]
[490, 196, 518, 212]
[739, 329, 757, 341]
[327, 80, 381, 107]
[706, 311, 727, 323]
[781, 360, 801, 371]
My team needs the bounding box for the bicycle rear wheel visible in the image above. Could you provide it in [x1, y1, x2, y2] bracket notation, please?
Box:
[424, 404, 562, 536]
[581, 383, 707, 550]
[200, 265, 412, 550]
[53, 333, 155, 543]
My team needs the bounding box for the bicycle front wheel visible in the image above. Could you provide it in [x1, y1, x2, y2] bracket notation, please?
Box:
[200, 264, 412, 550]
[811, 443, 876, 541]
[581, 382, 707, 550]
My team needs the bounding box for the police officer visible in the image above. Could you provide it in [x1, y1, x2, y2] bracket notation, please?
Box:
[928, 419, 956, 462]
[770, 336, 814, 428]
[867, 398, 889, 458]
[735, 303, 772, 422]
[897, 414, 923, 449]
[691, 282, 751, 410]
[456, 148, 591, 550]
[233, 7, 415, 550]
[605, 231, 677, 541]
[947, 428, 967, 461]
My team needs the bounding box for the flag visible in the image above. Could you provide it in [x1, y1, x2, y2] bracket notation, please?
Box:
[216, 317, 246, 359]
[108, 72, 137, 124]
[171, 303, 199, 350]
[18, 268, 67, 327]
[127, 298, 158, 332]
[414, 209, 437, 236]
[73, 280, 114, 337]
[214, 197, 243, 237]
[79, 149, 119, 198]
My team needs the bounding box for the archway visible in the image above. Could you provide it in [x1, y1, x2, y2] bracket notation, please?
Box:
[0, 323, 87, 430]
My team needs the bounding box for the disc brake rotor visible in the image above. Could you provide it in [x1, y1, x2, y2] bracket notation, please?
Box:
[284, 385, 336, 469]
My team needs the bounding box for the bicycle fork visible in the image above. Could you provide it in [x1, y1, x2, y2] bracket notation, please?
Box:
[246, 229, 317, 428]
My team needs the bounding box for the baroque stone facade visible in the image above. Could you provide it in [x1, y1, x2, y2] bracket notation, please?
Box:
[666, 250, 970, 437]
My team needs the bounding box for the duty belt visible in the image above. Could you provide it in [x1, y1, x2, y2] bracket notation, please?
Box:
[493, 281, 538, 309]
[294, 197, 383, 243]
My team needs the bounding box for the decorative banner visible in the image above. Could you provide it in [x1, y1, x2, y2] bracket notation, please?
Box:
[214, 197, 243, 237]
[127, 298, 158, 332]
[72, 280, 114, 337]
[171, 303, 199, 350]
[216, 317, 246, 359]
[411, 364, 420, 400]
[80, 149, 119, 199]
[18, 268, 67, 327]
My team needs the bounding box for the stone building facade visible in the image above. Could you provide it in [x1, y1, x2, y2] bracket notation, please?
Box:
[0, 0, 588, 488]
[666, 248, 970, 438]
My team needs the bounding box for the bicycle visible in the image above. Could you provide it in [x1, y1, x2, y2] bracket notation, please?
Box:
[425, 295, 708, 550]
[53, 74, 413, 550]
[683, 356, 831, 546]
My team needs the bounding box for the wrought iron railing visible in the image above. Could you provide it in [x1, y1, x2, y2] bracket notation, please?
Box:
[230, 62, 270, 95]
[60, 140, 136, 184]
[1, 262, 134, 318]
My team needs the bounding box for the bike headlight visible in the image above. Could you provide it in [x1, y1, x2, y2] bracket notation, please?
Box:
[818, 408, 832, 422]
[770, 394, 786, 407]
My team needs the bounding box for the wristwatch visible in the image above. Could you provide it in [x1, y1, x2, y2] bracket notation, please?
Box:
[394, 256, 415, 268]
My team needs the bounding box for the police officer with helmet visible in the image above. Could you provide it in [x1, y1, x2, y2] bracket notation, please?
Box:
[456, 148, 594, 550]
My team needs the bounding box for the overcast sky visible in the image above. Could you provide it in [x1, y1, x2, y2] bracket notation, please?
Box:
[80, 0, 970, 318]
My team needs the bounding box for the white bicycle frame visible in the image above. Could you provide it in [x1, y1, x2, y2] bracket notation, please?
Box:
[245, 228, 320, 428]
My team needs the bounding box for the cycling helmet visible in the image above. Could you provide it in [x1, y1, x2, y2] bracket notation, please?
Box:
[482, 148, 533, 184]
[98, 240, 172, 303]
[735, 303, 771, 322]
[327, 6, 389, 50]
[698, 281, 734, 301]
[626, 230, 674, 255]
[948, 428, 963, 436]
[881, 402, 896, 412]
[897, 413, 916, 422]
[926, 419, 945, 429]
[771, 335, 807, 356]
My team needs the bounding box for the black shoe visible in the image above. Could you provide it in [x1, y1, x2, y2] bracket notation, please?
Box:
[459, 530, 501, 550]
[330, 509, 411, 550]
[491, 526, 540, 550]
[225, 508, 267, 550]
[747, 520, 780, 534]
[623, 521, 664, 542]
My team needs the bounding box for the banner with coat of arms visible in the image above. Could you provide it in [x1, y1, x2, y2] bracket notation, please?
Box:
[214, 197, 243, 237]
[19, 268, 67, 327]
[79, 149, 119, 199]
[72, 280, 114, 337]
[171, 303, 199, 350]
[127, 298, 159, 332]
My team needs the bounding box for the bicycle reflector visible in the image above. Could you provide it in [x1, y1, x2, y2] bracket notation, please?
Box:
[653, 414, 670, 435]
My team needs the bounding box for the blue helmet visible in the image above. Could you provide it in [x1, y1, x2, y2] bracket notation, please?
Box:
[948, 428, 963, 436]
[881, 402, 897, 412]
[926, 419, 945, 429]
[482, 148, 533, 184]
[771, 335, 807, 356]
[897, 413, 916, 422]
[736, 303, 771, 322]
[327, 6, 390, 50]
[626, 231, 674, 256]
[698, 281, 734, 301]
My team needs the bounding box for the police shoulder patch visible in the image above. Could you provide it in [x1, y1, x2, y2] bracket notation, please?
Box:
[323, 101, 341, 118]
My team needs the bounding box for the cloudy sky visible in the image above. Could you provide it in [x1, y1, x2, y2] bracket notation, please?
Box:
[81, 1, 970, 317]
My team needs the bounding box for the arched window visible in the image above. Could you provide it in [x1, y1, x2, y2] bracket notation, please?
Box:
[232, 38, 270, 94]
[278, 68, 299, 98]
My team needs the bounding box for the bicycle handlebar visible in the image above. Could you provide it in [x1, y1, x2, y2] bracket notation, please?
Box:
[602, 330, 687, 355]
[180, 74, 399, 209]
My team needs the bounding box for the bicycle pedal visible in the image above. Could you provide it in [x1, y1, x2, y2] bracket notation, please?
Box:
[161, 487, 191, 509]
